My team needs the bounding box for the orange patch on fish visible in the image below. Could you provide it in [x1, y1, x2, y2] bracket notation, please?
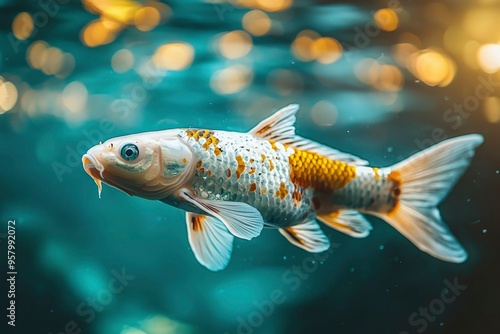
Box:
[249, 183, 257, 192]
[261, 189, 267, 195]
[284, 227, 305, 245]
[207, 170, 212, 176]
[387, 170, 402, 215]
[196, 160, 202, 168]
[269, 140, 279, 152]
[268, 159, 275, 171]
[182, 158, 187, 164]
[288, 149, 356, 192]
[275, 182, 289, 200]
[388, 171, 402, 196]
[235, 155, 246, 179]
[191, 215, 204, 232]
[186, 129, 221, 155]
[227, 168, 232, 178]
[373, 167, 380, 179]
[261, 154, 266, 163]
[248, 167, 256, 175]
[291, 187, 302, 206]
[199, 167, 205, 174]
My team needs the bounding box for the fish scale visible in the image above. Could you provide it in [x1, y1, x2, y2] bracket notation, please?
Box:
[180, 129, 315, 227]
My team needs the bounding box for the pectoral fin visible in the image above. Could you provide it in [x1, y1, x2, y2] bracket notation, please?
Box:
[279, 220, 330, 253]
[186, 212, 234, 271]
[179, 188, 264, 240]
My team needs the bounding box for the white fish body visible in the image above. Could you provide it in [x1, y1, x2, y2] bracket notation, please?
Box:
[82, 104, 483, 271]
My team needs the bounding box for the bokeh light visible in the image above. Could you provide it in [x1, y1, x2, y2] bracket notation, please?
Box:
[112, 49, 135, 73]
[153, 43, 195, 70]
[81, 19, 117, 47]
[62, 81, 88, 115]
[355, 59, 404, 91]
[408, 48, 456, 87]
[483, 97, 500, 123]
[218, 30, 253, 59]
[291, 30, 320, 62]
[210, 65, 253, 95]
[0, 80, 18, 114]
[477, 43, 500, 73]
[311, 100, 338, 126]
[12, 12, 34, 40]
[134, 6, 161, 31]
[312, 37, 343, 64]
[242, 10, 271, 36]
[254, 0, 293, 12]
[374, 8, 399, 32]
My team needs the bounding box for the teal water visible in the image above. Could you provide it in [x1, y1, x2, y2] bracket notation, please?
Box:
[1, 1, 499, 333]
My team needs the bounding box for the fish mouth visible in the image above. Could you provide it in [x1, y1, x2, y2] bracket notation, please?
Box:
[82, 153, 105, 198]
[82, 153, 135, 197]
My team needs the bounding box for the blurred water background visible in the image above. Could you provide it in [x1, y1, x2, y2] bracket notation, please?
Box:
[1, 0, 499, 333]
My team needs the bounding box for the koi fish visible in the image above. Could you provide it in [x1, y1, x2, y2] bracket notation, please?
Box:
[82, 104, 483, 271]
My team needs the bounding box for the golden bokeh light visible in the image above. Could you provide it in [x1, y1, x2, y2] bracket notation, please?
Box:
[291, 30, 320, 62]
[375, 65, 404, 92]
[355, 59, 403, 92]
[63, 81, 88, 115]
[82, 0, 140, 24]
[463, 8, 500, 42]
[134, 6, 161, 31]
[354, 58, 380, 85]
[81, 20, 116, 47]
[153, 43, 194, 70]
[311, 37, 343, 64]
[218, 30, 253, 59]
[0, 81, 18, 114]
[477, 44, 500, 73]
[242, 10, 271, 36]
[374, 8, 399, 32]
[392, 43, 418, 68]
[27, 41, 49, 69]
[112, 49, 134, 73]
[210, 65, 253, 95]
[408, 49, 456, 87]
[311, 100, 338, 126]
[56, 53, 76, 79]
[21, 89, 37, 116]
[483, 97, 500, 123]
[42, 47, 64, 75]
[27, 41, 75, 78]
[12, 12, 34, 40]
[255, 0, 292, 12]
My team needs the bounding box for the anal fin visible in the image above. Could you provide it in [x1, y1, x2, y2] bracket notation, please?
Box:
[279, 220, 330, 253]
[317, 210, 372, 238]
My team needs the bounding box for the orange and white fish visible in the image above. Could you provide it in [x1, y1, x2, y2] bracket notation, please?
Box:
[82, 104, 483, 271]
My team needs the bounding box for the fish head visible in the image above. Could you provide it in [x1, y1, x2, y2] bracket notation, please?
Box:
[82, 130, 195, 200]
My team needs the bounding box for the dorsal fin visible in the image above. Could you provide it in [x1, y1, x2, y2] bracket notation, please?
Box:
[249, 104, 369, 165]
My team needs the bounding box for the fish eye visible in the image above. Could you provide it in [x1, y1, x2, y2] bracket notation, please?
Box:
[120, 143, 139, 161]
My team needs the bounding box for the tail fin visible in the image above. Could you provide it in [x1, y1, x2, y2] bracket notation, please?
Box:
[376, 134, 483, 263]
